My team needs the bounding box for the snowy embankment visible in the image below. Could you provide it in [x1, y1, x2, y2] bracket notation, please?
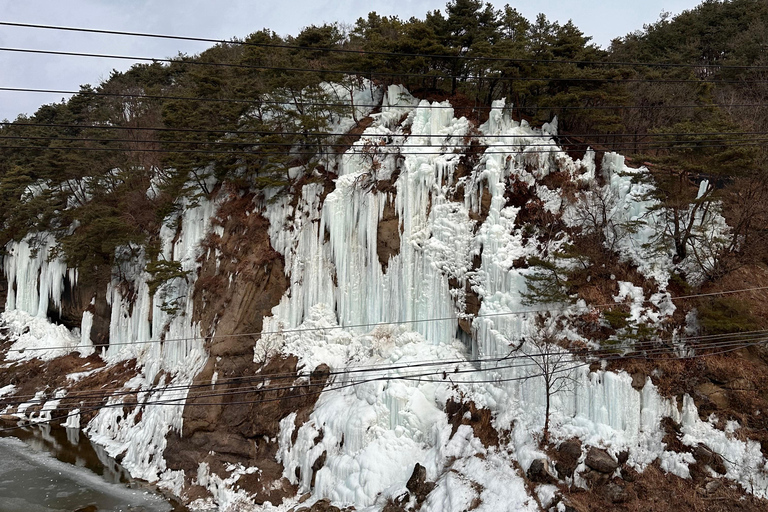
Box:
[1, 83, 763, 511]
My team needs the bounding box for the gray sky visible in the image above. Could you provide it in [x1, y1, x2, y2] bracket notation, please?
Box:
[0, 0, 704, 122]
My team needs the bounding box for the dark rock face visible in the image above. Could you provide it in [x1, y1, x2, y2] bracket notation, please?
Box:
[47, 277, 111, 346]
[406, 463, 428, 494]
[0, 272, 7, 314]
[585, 447, 619, 474]
[555, 438, 583, 478]
[620, 466, 638, 482]
[377, 197, 401, 272]
[445, 399, 499, 447]
[603, 481, 629, 503]
[164, 203, 307, 506]
[694, 443, 727, 474]
[406, 463, 436, 499]
[527, 458, 558, 484]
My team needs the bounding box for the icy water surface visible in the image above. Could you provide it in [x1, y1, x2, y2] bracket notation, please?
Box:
[0, 425, 179, 512]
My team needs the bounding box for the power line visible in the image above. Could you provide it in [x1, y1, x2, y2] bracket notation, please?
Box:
[4, 120, 768, 141]
[3, 133, 767, 150]
[2, 333, 764, 432]
[1, 140, 764, 158]
[6, 286, 768, 354]
[2, 47, 767, 85]
[6, 329, 765, 406]
[6, 326, 765, 409]
[6, 120, 768, 142]
[0, 86, 763, 113]
[1, 21, 766, 71]
[0, 362, 581, 433]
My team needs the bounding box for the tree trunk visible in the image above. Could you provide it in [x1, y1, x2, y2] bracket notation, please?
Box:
[543, 385, 551, 446]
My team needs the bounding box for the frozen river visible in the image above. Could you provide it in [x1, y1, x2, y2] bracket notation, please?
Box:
[0, 426, 179, 512]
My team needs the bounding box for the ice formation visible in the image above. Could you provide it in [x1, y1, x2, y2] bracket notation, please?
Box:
[0, 84, 762, 510]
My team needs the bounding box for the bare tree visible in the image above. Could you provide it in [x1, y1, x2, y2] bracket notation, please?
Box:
[520, 325, 577, 447]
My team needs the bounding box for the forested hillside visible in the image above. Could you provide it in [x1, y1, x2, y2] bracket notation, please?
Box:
[1, 0, 766, 293]
[2, 1, 768, 511]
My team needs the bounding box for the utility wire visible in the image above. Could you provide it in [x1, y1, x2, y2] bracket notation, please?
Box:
[7, 325, 767, 409]
[1, 140, 764, 157]
[0, 363, 582, 433]
[2, 334, 763, 433]
[4, 134, 767, 149]
[3, 121, 767, 140]
[1, 21, 766, 71]
[2, 47, 767, 85]
[4, 333, 766, 410]
[5, 329, 765, 406]
[5, 126, 768, 141]
[6, 285, 768, 354]
[0, 86, 760, 112]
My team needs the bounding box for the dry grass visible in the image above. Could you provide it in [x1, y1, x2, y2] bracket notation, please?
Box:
[564, 461, 766, 512]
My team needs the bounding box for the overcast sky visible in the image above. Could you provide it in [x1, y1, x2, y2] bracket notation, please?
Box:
[0, 0, 704, 121]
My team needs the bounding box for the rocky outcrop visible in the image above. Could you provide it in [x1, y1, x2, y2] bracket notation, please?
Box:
[164, 194, 330, 505]
[584, 447, 619, 474]
[528, 458, 558, 485]
[48, 278, 111, 346]
[377, 196, 401, 272]
[554, 438, 582, 479]
[445, 398, 499, 447]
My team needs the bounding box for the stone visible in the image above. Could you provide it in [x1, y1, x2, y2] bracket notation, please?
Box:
[527, 458, 558, 484]
[620, 466, 638, 483]
[631, 372, 646, 389]
[310, 499, 341, 512]
[710, 454, 727, 475]
[406, 463, 427, 494]
[706, 479, 723, 494]
[694, 443, 714, 465]
[555, 438, 582, 479]
[581, 468, 610, 487]
[406, 463, 435, 502]
[585, 447, 619, 474]
[694, 443, 726, 474]
[604, 482, 628, 503]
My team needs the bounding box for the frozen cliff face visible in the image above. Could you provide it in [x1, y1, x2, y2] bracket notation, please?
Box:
[2, 235, 85, 361]
[0, 182, 218, 486]
[86, 189, 216, 485]
[258, 89, 763, 510]
[4, 234, 74, 319]
[0, 84, 756, 511]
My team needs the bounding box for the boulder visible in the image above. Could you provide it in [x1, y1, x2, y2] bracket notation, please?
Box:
[694, 443, 726, 474]
[555, 438, 582, 478]
[585, 447, 619, 474]
[620, 466, 638, 482]
[527, 458, 558, 484]
[406, 463, 435, 502]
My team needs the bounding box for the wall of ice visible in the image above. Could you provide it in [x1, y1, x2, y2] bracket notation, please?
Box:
[4, 234, 75, 318]
[0, 82, 761, 510]
[0, 182, 218, 487]
[262, 88, 768, 508]
[86, 188, 216, 485]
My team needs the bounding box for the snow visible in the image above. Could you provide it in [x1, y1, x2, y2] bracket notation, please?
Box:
[87, 183, 216, 486]
[2, 309, 82, 361]
[78, 309, 95, 357]
[3, 234, 70, 317]
[258, 93, 768, 509]
[0, 384, 16, 398]
[0, 85, 764, 510]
